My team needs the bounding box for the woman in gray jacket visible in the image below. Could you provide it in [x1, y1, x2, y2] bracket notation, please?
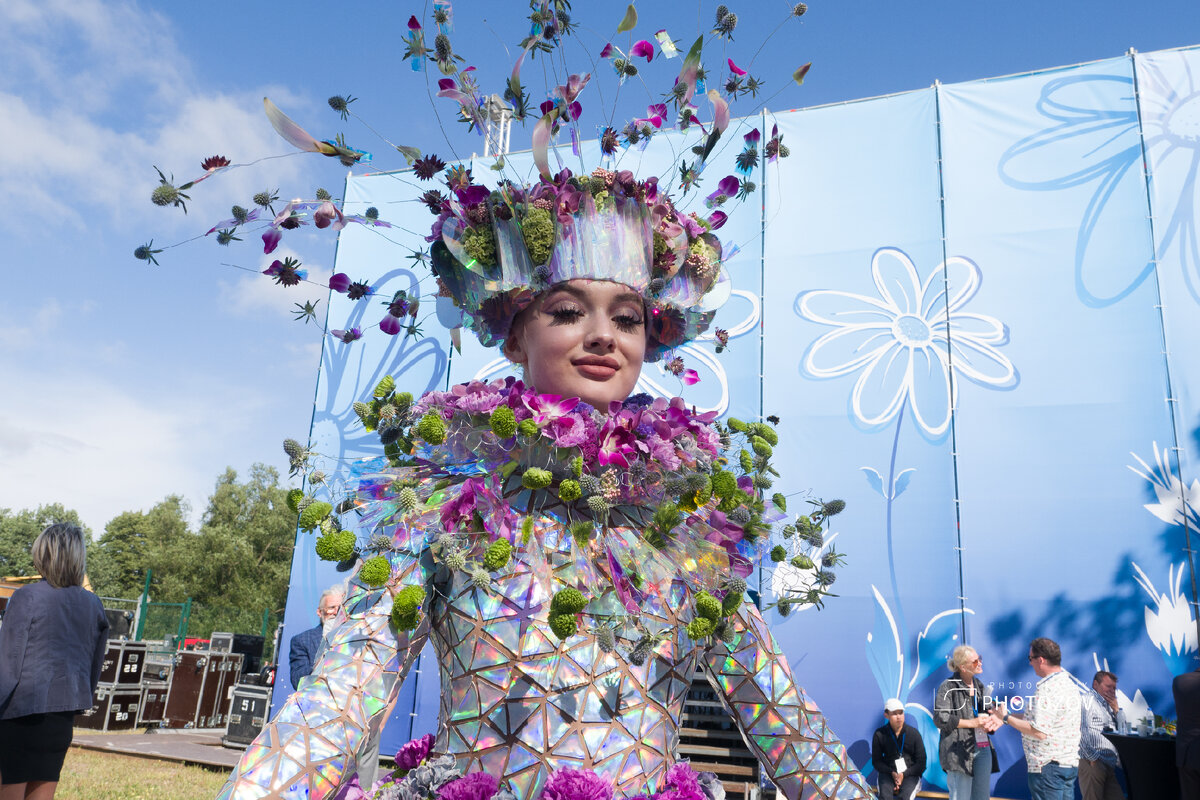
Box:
[933, 645, 1003, 800]
[0, 523, 109, 799]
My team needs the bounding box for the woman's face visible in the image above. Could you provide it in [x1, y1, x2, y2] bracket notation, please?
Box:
[505, 279, 646, 408]
[958, 650, 983, 679]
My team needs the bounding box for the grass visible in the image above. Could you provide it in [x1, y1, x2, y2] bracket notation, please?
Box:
[57, 748, 230, 800]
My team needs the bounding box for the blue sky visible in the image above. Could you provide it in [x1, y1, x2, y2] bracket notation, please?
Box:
[2, 0, 1196, 537]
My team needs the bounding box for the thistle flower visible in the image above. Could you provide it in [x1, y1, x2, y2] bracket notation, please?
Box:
[629, 636, 653, 665]
[282, 438, 309, 475]
[587, 495, 609, 517]
[792, 3, 808, 16]
[600, 127, 619, 155]
[713, 10, 737, 38]
[215, 228, 240, 246]
[594, 624, 616, 653]
[346, 280, 372, 300]
[201, 155, 231, 170]
[399, 487, 419, 512]
[444, 548, 467, 572]
[823, 499, 847, 517]
[253, 189, 280, 214]
[470, 566, 491, 589]
[134, 241, 164, 266]
[151, 167, 191, 212]
[264, 257, 306, 287]
[579, 474, 600, 496]
[328, 94, 356, 121]
[365, 207, 379, 220]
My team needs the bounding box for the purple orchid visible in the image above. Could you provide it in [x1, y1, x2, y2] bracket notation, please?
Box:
[743, 128, 761, 145]
[380, 314, 403, 336]
[727, 57, 747, 76]
[313, 200, 346, 231]
[439, 476, 482, 532]
[328, 273, 351, 293]
[707, 210, 728, 229]
[331, 327, 362, 343]
[262, 228, 282, 254]
[705, 175, 740, 208]
[630, 40, 655, 62]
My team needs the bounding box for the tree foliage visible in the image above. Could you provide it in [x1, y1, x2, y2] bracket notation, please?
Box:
[0, 504, 90, 578]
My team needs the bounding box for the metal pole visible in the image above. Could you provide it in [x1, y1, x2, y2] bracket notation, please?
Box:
[133, 568, 152, 640]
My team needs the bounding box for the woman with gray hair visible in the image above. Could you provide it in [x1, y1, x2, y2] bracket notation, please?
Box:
[933, 644, 1004, 800]
[0, 523, 109, 799]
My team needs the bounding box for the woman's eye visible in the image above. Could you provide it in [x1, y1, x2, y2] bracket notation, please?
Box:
[548, 307, 584, 324]
[614, 314, 644, 332]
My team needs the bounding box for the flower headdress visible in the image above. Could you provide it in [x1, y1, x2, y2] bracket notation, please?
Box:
[431, 165, 729, 360]
[139, 3, 810, 368]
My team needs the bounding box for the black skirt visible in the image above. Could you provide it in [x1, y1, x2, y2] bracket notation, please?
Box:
[0, 711, 76, 784]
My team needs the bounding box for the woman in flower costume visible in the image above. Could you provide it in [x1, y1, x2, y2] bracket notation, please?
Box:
[217, 164, 871, 800]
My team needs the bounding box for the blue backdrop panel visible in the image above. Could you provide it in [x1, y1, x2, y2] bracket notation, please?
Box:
[939, 56, 1178, 796]
[762, 88, 964, 786]
[284, 46, 1200, 799]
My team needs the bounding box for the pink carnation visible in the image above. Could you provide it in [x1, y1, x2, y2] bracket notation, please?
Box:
[438, 772, 499, 800]
[540, 768, 613, 800]
[394, 733, 434, 771]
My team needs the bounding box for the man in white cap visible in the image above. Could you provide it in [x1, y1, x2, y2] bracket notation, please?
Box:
[871, 698, 927, 800]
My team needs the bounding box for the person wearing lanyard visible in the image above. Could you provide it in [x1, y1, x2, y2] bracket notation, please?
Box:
[934, 645, 1002, 800]
[872, 698, 927, 800]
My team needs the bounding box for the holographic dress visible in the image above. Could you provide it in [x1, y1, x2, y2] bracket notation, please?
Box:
[218, 383, 872, 799]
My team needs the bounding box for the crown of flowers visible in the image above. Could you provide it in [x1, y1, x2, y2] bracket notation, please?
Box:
[430, 165, 729, 360]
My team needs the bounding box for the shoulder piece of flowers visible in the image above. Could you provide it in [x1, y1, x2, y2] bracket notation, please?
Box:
[334, 734, 727, 800]
[289, 376, 842, 649]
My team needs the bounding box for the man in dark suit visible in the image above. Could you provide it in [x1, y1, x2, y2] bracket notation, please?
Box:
[288, 587, 343, 688]
[1175, 667, 1200, 800]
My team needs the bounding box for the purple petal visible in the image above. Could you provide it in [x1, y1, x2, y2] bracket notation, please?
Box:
[631, 40, 654, 62]
[708, 210, 728, 229]
[682, 369, 700, 385]
[539, 99, 555, 116]
[380, 314, 402, 336]
[718, 175, 739, 196]
[743, 128, 761, 144]
[407, 15, 422, 30]
[727, 57, 747, 76]
[437, 78, 458, 92]
[600, 43, 615, 58]
[329, 273, 351, 293]
[262, 229, 282, 254]
[262, 260, 282, 276]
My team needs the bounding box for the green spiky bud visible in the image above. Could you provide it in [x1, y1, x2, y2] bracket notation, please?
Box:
[373, 375, 395, 398]
[770, 545, 787, 563]
[315, 530, 356, 562]
[352, 401, 371, 423]
[415, 411, 447, 445]
[395, 392, 413, 413]
[558, 479, 582, 503]
[551, 587, 587, 614]
[687, 617, 716, 639]
[483, 539, 512, 571]
[489, 405, 517, 438]
[587, 495, 609, 517]
[298, 501, 334, 532]
[359, 556, 392, 588]
[517, 419, 539, 437]
[629, 637, 653, 666]
[694, 592, 722, 621]
[549, 612, 578, 640]
[443, 549, 467, 572]
[595, 625, 616, 653]
[521, 467, 553, 490]
[398, 486, 419, 512]
[823, 499, 847, 517]
[286, 489, 305, 514]
[470, 566, 491, 589]
[579, 474, 600, 495]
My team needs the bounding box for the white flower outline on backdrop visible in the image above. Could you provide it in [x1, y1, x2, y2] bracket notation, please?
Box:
[998, 50, 1200, 305]
[797, 247, 1017, 437]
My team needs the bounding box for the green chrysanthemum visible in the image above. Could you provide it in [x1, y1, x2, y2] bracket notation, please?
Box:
[286, 489, 305, 514]
[727, 417, 747, 433]
[521, 206, 555, 266]
[710, 470, 738, 500]
[570, 456, 583, 478]
[373, 375, 395, 398]
[483, 539, 512, 571]
[750, 423, 779, 446]
[549, 612, 578, 640]
[315, 530, 356, 562]
[517, 418, 539, 437]
[489, 405, 517, 438]
[359, 556, 392, 588]
[558, 479, 582, 503]
[791, 554, 815, 570]
[772, 493, 787, 512]
[415, 412, 447, 445]
[521, 467, 554, 490]
[694, 592, 721, 621]
[390, 584, 426, 631]
[751, 436, 773, 458]
[551, 587, 587, 614]
[770, 545, 787, 563]
[687, 617, 716, 639]
[739, 449, 754, 474]
[298, 501, 334, 532]
[569, 521, 594, 546]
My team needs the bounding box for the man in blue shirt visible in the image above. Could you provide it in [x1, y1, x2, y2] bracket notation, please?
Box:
[1078, 670, 1124, 800]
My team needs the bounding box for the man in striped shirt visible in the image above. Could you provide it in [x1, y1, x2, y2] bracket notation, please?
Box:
[1078, 670, 1125, 800]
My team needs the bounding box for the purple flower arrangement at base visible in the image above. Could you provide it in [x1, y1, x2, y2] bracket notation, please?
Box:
[362, 739, 724, 800]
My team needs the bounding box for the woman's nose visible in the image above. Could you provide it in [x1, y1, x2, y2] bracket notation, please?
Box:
[585, 319, 616, 351]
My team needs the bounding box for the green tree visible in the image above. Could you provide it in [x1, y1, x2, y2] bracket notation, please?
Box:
[184, 464, 297, 640]
[0, 504, 89, 578]
[89, 496, 192, 601]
